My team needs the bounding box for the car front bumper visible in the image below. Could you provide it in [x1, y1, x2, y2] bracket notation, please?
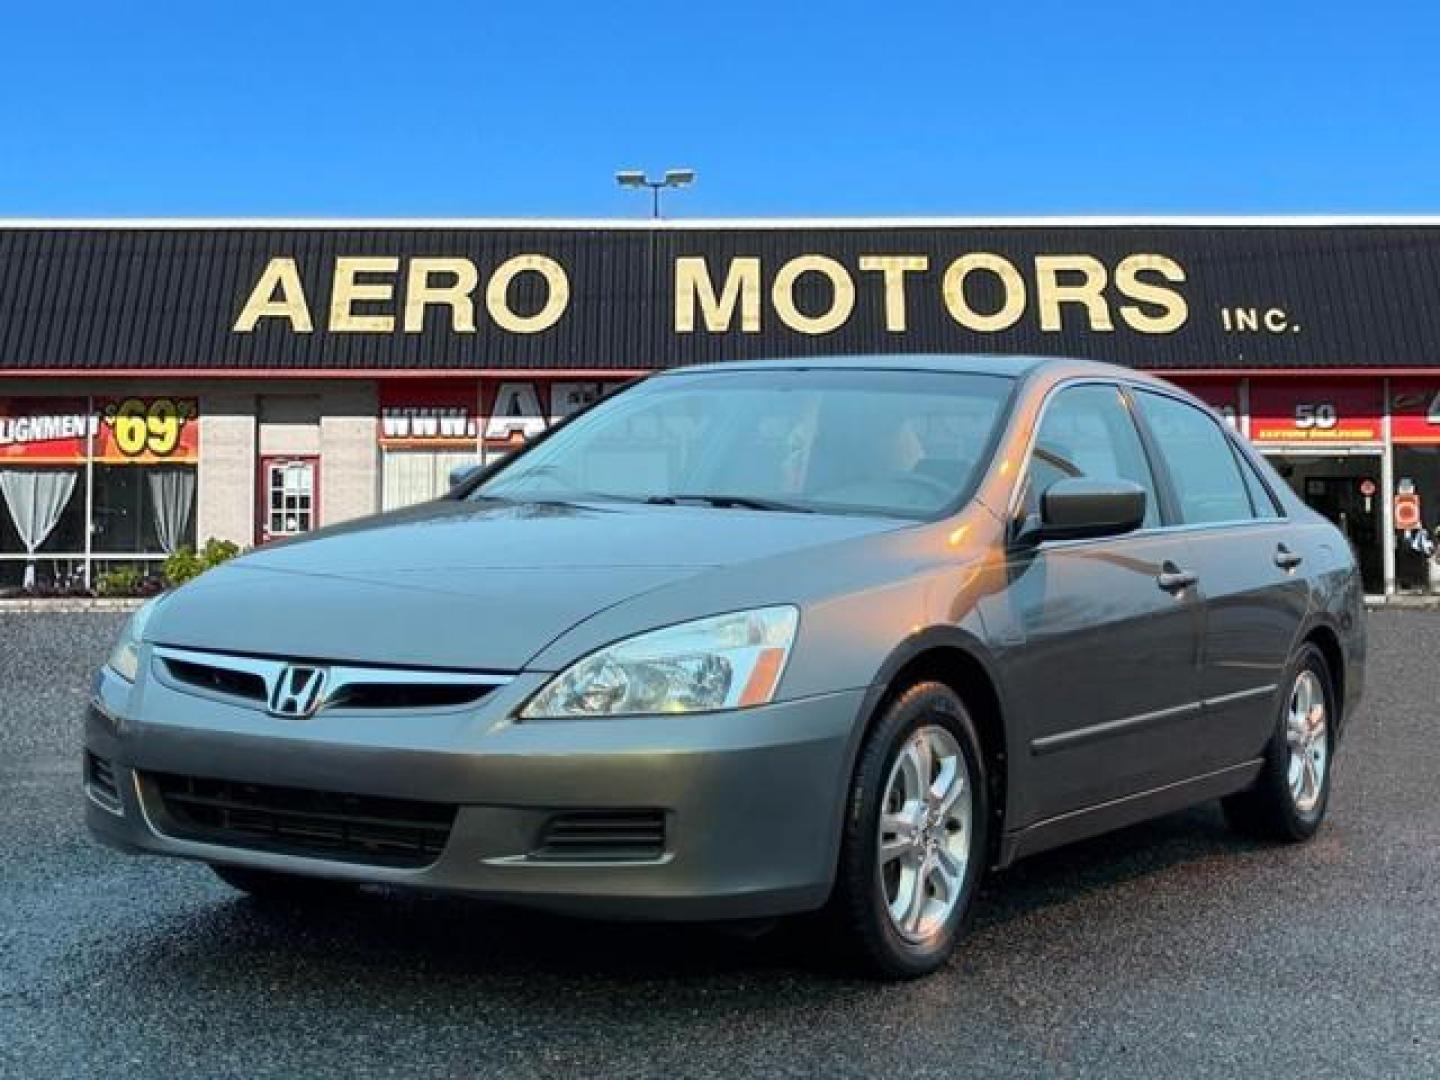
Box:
[84, 661, 865, 920]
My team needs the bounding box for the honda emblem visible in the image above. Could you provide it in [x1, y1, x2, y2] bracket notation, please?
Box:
[267, 664, 328, 718]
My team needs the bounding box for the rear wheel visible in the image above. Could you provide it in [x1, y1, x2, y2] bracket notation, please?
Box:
[1222, 643, 1335, 842]
[832, 682, 989, 979]
[209, 864, 357, 902]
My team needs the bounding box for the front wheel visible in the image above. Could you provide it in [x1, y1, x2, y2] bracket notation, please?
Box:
[1222, 643, 1335, 842]
[831, 682, 989, 979]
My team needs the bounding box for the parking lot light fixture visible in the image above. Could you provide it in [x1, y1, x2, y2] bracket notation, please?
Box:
[614, 168, 696, 218]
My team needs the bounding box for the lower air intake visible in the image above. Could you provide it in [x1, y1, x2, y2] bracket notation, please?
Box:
[533, 810, 667, 862]
[146, 772, 456, 869]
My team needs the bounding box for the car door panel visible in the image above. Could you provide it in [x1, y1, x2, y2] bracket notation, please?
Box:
[993, 533, 1205, 830]
[1181, 523, 1310, 767]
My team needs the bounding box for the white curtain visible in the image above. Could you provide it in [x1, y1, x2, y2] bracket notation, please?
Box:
[147, 468, 196, 554]
[0, 469, 78, 588]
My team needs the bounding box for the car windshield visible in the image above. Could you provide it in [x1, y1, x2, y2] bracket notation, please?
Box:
[473, 368, 1014, 518]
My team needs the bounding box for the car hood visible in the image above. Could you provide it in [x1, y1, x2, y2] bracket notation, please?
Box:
[146, 499, 903, 671]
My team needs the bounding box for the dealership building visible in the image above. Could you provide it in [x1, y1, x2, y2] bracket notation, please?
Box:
[3, 216, 1440, 597]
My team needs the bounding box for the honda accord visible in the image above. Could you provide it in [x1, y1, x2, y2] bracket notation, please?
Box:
[85, 356, 1365, 978]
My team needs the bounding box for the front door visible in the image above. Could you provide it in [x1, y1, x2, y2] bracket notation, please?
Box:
[257, 456, 319, 545]
[995, 383, 1204, 829]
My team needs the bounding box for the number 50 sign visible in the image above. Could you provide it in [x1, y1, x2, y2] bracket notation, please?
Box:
[1249, 381, 1382, 444]
[97, 397, 200, 463]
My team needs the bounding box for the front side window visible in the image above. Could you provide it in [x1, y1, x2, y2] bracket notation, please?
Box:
[475, 368, 1014, 518]
[1019, 383, 1161, 528]
[1134, 390, 1254, 524]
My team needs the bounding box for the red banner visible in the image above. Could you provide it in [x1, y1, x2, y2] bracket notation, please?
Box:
[0, 398, 95, 462]
[1248, 379, 1383, 444]
[1390, 380, 1440, 444]
[0, 397, 198, 464]
[379, 380, 480, 449]
[96, 397, 200, 463]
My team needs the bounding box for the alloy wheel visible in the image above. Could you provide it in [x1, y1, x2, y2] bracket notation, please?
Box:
[1286, 669, 1329, 815]
[877, 724, 973, 943]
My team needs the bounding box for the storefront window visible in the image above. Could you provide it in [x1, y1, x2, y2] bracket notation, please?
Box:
[0, 396, 199, 591]
[92, 464, 198, 554]
[1394, 447, 1440, 594]
[0, 467, 86, 588]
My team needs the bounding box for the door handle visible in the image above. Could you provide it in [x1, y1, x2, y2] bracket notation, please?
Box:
[1157, 562, 1198, 593]
[1274, 546, 1304, 571]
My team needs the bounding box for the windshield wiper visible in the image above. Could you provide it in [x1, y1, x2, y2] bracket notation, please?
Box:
[645, 494, 814, 513]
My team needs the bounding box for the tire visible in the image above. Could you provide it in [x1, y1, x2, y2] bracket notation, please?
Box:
[1222, 643, 1335, 842]
[209, 863, 357, 902]
[831, 681, 989, 980]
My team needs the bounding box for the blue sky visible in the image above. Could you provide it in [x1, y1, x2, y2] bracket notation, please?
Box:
[0, 1, 1435, 217]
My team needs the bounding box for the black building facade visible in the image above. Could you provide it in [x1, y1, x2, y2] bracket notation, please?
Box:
[3, 218, 1439, 595]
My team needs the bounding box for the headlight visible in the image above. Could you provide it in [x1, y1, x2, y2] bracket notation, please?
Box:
[106, 595, 165, 683]
[521, 606, 799, 718]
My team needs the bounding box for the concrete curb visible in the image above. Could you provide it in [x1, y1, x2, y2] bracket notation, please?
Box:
[0, 598, 145, 613]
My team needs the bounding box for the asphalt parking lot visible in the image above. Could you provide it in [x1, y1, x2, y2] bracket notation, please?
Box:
[1, 610, 1437, 1079]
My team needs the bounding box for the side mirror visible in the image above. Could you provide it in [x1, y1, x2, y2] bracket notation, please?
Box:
[448, 463, 484, 490]
[1015, 477, 1147, 546]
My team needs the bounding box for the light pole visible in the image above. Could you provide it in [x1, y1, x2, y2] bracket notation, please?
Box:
[615, 168, 696, 218]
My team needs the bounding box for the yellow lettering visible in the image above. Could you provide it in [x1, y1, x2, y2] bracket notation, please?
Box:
[1116, 254, 1188, 333]
[486, 255, 569, 334]
[330, 256, 399, 333]
[233, 257, 313, 332]
[858, 255, 928, 332]
[941, 254, 1026, 332]
[403, 258, 479, 333]
[772, 255, 855, 335]
[674, 256, 761, 332]
[1035, 255, 1112, 332]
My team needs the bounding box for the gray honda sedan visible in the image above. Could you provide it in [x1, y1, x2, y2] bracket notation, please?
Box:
[86, 356, 1365, 978]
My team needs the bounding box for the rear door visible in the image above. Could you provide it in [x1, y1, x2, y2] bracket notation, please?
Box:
[1129, 389, 1310, 772]
[997, 382, 1206, 828]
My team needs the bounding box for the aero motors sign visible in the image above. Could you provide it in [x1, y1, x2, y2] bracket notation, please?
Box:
[234, 251, 1190, 340]
[1248, 380, 1383, 445]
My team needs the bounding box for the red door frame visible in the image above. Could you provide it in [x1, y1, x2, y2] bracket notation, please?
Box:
[256, 455, 321, 545]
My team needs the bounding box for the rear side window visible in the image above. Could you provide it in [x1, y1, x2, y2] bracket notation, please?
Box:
[1133, 391, 1253, 524]
[1021, 383, 1161, 528]
[1232, 446, 1282, 518]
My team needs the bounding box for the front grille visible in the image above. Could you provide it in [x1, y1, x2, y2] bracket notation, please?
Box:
[162, 657, 268, 703]
[533, 810, 667, 862]
[324, 681, 495, 710]
[146, 772, 456, 869]
[85, 752, 121, 811]
[154, 648, 505, 714]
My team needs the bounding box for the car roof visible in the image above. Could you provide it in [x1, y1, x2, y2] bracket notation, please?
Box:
[657, 354, 1180, 387]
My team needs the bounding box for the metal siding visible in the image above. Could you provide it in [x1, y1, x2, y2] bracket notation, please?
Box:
[3, 224, 1440, 373]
